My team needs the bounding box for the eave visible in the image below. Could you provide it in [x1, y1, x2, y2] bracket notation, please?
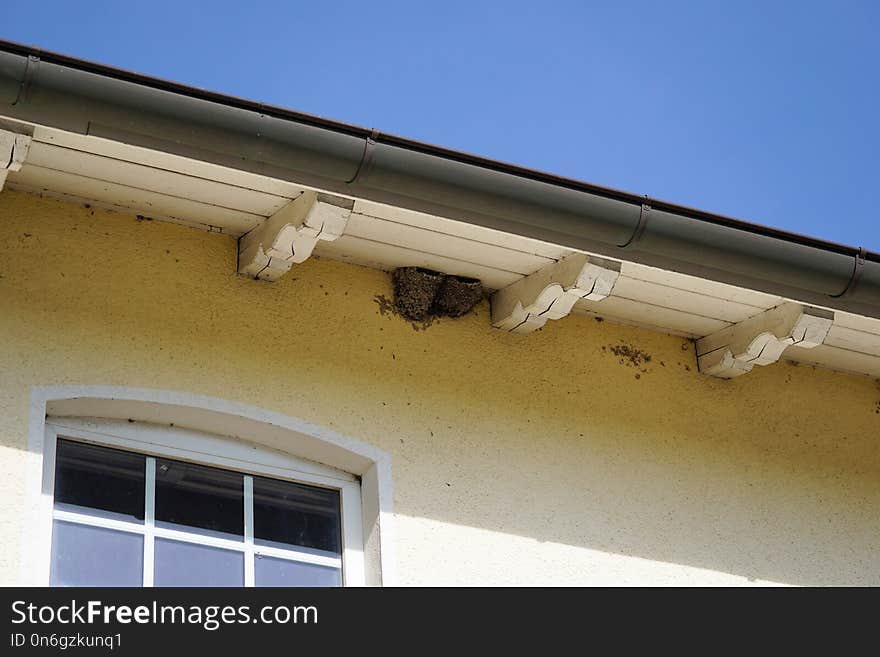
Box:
[1, 40, 879, 380]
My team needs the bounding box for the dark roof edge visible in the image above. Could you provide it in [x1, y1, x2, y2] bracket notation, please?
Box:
[2, 38, 872, 260]
[1, 39, 879, 319]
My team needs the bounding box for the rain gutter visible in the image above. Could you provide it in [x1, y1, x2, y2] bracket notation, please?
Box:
[0, 39, 877, 318]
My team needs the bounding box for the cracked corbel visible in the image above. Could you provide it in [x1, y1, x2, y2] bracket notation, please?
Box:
[696, 302, 833, 378]
[0, 130, 31, 191]
[238, 191, 352, 280]
[491, 254, 620, 333]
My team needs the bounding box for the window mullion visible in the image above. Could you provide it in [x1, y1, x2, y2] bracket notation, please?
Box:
[244, 475, 254, 587]
[143, 457, 156, 587]
[45, 430, 353, 588]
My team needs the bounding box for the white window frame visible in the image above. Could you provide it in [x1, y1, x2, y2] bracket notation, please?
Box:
[38, 418, 365, 587]
[22, 387, 395, 587]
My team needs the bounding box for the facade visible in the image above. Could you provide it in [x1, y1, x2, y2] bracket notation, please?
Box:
[1, 42, 879, 586]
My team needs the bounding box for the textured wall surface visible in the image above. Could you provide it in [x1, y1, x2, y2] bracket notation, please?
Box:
[1, 190, 879, 586]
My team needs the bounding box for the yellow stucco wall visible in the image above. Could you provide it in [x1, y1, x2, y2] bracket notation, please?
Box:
[1, 190, 879, 586]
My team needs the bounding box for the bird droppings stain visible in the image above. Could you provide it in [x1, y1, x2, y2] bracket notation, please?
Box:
[373, 294, 395, 317]
[609, 343, 653, 369]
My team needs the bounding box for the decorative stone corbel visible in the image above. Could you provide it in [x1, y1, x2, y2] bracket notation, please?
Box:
[491, 254, 620, 333]
[0, 130, 31, 191]
[696, 302, 833, 378]
[238, 191, 352, 280]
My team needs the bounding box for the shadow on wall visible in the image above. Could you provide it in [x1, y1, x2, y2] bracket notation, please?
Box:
[3, 192, 879, 586]
[361, 282, 880, 585]
[388, 386, 880, 586]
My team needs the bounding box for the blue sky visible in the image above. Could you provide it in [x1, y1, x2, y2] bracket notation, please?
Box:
[4, 1, 878, 248]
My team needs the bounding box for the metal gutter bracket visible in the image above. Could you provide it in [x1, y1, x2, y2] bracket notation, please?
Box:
[491, 254, 620, 333]
[0, 128, 30, 190]
[696, 302, 834, 378]
[238, 191, 352, 281]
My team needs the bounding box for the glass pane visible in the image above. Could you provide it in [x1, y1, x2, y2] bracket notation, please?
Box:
[54, 439, 145, 522]
[50, 520, 143, 586]
[154, 538, 244, 587]
[253, 476, 341, 555]
[254, 555, 341, 587]
[155, 459, 243, 540]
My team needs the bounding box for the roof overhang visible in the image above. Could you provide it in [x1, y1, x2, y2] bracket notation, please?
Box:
[2, 40, 879, 380]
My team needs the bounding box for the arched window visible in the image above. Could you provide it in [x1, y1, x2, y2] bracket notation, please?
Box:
[22, 387, 393, 587]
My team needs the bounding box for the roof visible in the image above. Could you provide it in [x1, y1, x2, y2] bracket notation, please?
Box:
[1, 39, 878, 379]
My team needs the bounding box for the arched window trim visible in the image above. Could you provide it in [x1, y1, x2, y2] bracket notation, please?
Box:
[22, 386, 394, 587]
